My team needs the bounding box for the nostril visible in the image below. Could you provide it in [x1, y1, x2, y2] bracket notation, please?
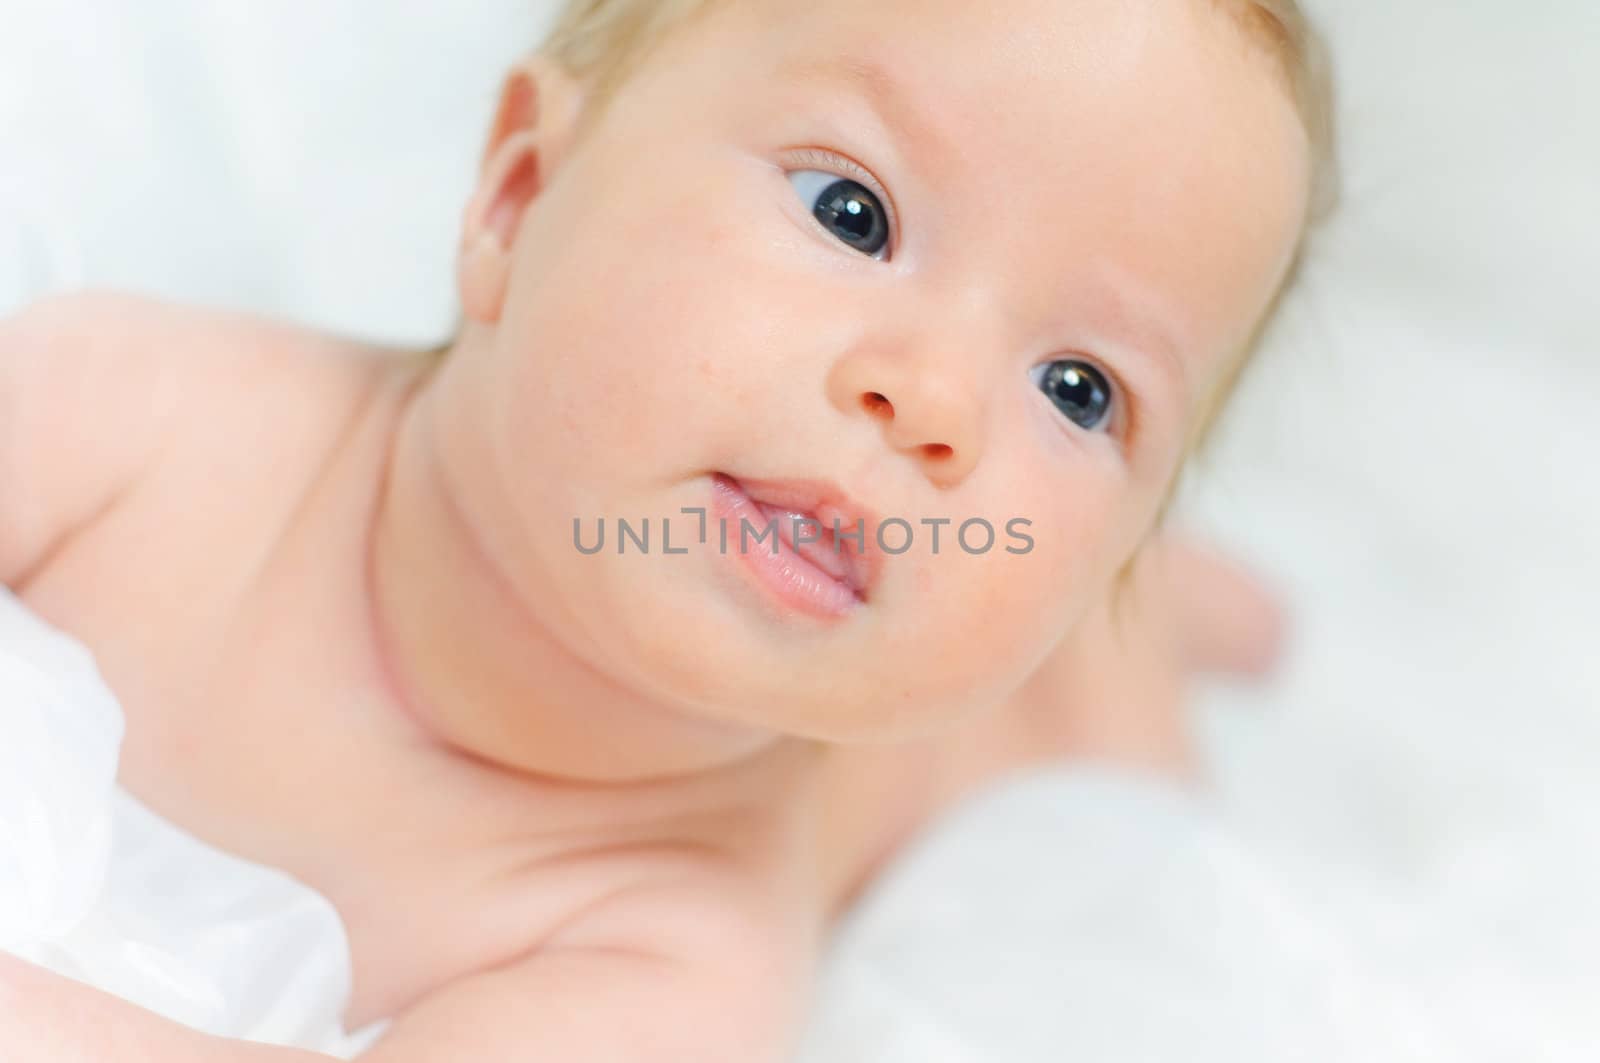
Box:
[862, 392, 893, 418]
[922, 443, 954, 461]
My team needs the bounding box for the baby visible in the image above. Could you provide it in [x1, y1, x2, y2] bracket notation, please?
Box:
[0, 0, 1330, 1059]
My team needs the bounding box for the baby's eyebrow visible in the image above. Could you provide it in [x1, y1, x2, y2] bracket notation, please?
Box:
[777, 52, 952, 165]
[1082, 265, 1190, 395]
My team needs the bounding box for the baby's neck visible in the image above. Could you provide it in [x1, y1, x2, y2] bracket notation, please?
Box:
[364, 352, 788, 786]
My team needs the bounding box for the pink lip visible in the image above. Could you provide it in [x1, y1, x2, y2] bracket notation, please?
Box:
[710, 473, 884, 620]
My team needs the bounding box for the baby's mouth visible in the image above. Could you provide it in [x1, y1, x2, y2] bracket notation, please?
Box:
[747, 500, 861, 594]
[712, 473, 880, 601]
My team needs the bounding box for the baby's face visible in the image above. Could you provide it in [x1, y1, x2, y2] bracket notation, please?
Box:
[438, 0, 1310, 742]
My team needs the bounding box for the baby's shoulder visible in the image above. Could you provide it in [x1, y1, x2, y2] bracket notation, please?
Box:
[0, 290, 397, 584]
[14, 289, 391, 427]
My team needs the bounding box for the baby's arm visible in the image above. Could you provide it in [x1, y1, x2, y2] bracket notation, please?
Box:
[998, 534, 1285, 783]
[3, 871, 813, 1063]
[0, 293, 183, 586]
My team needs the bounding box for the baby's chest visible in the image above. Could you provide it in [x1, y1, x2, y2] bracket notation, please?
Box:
[22, 564, 777, 1028]
[332, 809, 775, 1027]
[22, 580, 800, 1027]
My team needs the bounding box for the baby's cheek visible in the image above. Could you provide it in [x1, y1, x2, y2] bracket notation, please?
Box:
[920, 548, 1071, 690]
[1006, 493, 1127, 619]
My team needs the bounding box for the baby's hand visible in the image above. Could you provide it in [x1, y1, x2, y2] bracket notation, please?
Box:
[1034, 534, 1285, 781]
[983, 534, 1287, 786]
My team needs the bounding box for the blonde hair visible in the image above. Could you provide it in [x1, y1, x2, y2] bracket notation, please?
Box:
[540, 0, 1335, 202]
[1187, 0, 1339, 451]
[539, 0, 716, 115]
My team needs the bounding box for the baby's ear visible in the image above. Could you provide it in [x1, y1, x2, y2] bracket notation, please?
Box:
[457, 57, 587, 325]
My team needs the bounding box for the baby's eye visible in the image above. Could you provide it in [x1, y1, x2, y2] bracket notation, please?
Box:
[1031, 359, 1115, 432]
[786, 170, 891, 260]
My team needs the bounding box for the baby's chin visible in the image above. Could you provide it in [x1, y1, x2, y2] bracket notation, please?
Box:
[589, 598, 1022, 746]
[532, 497, 1063, 745]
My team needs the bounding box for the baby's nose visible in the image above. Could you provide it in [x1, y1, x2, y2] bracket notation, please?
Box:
[829, 352, 985, 488]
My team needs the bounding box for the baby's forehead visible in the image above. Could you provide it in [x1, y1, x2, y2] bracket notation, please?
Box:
[761, 14, 1294, 265]
[735, 0, 1291, 154]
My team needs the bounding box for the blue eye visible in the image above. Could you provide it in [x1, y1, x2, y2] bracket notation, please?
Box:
[787, 170, 891, 259]
[1032, 360, 1115, 432]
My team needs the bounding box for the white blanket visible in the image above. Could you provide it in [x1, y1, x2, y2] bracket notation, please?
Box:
[3, 586, 1595, 1061]
[797, 773, 1451, 1063]
[0, 589, 383, 1058]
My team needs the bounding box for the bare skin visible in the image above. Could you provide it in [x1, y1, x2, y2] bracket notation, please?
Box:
[10, 301, 821, 1035]
[0, 0, 1307, 1058]
[3, 295, 1280, 1035]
